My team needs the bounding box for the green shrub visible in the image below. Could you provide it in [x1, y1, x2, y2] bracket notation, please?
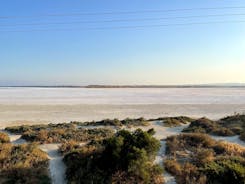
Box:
[64, 129, 163, 184]
[202, 157, 245, 184]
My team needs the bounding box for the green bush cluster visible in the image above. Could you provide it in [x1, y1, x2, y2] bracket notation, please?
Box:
[63, 129, 164, 184]
[202, 156, 245, 184]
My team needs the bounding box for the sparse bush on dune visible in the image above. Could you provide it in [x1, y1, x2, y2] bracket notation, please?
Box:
[165, 133, 245, 184]
[166, 133, 216, 156]
[0, 143, 51, 184]
[149, 116, 195, 127]
[0, 132, 10, 143]
[220, 114, 245, 142]
[121, 117, 150, 127]
[162, 116, 195, 127]
[183, 117, 235, 136]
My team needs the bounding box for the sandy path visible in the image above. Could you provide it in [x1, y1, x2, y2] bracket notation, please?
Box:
[39, 144, 67, 184]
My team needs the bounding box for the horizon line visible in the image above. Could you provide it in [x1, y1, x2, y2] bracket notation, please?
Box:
[0, 83, 245, 88]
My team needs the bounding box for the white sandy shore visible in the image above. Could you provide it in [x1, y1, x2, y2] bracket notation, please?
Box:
[0, 104, 245, 128]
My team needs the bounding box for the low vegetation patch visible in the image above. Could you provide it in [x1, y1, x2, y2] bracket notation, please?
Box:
[219, 114, 245, 134]
[150, 116, 195, 127]
[183, 117, 235, 136]
[63, 129, 164, 184]
[5, 123, 76, 134]
[183, 115, 245, 142]
[72, 117, 149, 127]
[165, 133, 245, 184]
[0, 143, 51, 184]
[162, 116, 194, 127]
[21, 128, 114, 144]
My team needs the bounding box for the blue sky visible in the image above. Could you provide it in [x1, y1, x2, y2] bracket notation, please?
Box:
[0, 0, 245, 85]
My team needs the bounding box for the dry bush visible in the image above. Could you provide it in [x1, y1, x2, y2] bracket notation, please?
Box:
[0, 132, 10, 143]
[215, 141, 245, 156]
[164, 159, 182, 175]
[59, 140, 82, 155]
[0, 143, 50, 183]
[194, 148, 214, 166]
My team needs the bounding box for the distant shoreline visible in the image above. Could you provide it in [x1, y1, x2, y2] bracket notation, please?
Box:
[0, 85, 245, 88]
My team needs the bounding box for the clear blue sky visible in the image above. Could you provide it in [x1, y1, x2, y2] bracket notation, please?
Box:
[0, 0, 245, 85]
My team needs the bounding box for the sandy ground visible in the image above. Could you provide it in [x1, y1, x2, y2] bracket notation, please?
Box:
[0, 104, 245, 128]
[2, 121, 244, 184]
[39, 144, 66, 184]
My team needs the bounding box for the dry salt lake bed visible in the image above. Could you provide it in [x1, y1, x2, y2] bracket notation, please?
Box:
[0, 87, 245, 127]
[1, 87, 245, 184]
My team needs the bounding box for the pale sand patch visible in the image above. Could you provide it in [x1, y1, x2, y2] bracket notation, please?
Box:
[39, 144, 66, 184]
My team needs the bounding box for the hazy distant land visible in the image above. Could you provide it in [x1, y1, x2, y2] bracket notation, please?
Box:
[2, 83, 245, 88]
